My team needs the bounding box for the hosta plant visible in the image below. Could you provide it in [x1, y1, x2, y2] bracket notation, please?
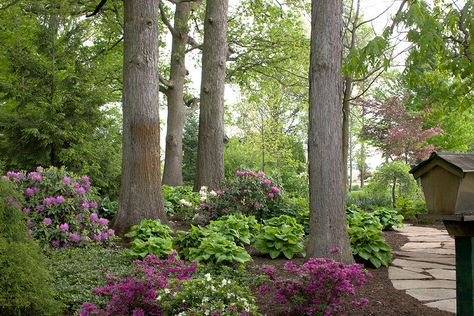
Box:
[3, 166, 113, 247]
[254, 215, 305, 259]
[207, 214, 260, 246]
[373, 207, 404, 230]
[125, 219, 174, 259]
[188, 233, 252, 265]
[347, 208, 392, 268]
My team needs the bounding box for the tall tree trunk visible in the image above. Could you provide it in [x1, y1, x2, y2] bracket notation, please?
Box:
[193, 0, 228, 191]
[162, 3, 192, 186]
[113, 0, 167, 236]
[307, 0, 353, 263]
[342, 0, 360, 190]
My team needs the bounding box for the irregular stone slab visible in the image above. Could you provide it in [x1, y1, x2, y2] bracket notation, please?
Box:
[407, 236, 453, 242]
[401, 242, 442, 250]
[392, 279, 456, 290]
[425, 299, 456, 314]
[403, 266, 425, 273]
[392, 258, 455, 270]
[388, 267, 432, 280]
[414, 248, 455, 255]
[393, 251, 456, 265]
[426, 269, 456, 280]
[406, 288, 456, 301]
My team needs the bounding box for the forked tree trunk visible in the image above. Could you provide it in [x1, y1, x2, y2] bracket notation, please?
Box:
[113, 0, 167, 236]
[162, 3, 193, 186]
[193, 0, 228, 191]
[307, 0, 353, 263]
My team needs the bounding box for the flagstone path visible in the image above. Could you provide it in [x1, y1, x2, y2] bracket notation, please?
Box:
[389, 224, 456, 314]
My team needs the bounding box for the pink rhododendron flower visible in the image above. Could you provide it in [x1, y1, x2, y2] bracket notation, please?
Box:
[267, 193, 274, 199]
[56, 195, 65, 204]
[271, 186, 281, 194]
[70, 233, 81, 242]
[107, 229, 115, 237]
[262, 179, 272, 185]
[98, 218, 109, 226]
[257, 171, 265, 178]
[43, 217, 52, 225]
[75, 186, 86, 195]
[90, 213, 99, 222]
[51, 240, 60, 248]
[63, 176, 71, 186]
[35, 205, 44, 212]
[60, 223, 69, 232]
[90, 201, 98, 209]
[235, 171, 246, 176]
[24, 188, 34, 197]
[81, 175, 90, 184]
[22, 208, 31, 215]
[36, 166, 43, 172]
[81, 200, 89, 210]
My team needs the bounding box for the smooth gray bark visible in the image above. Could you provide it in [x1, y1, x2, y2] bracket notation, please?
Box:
[193, 0, 228, 191]
[307, 0, 353, 263]
[114, 0, 167, 236]
[162, 3, 192, 186]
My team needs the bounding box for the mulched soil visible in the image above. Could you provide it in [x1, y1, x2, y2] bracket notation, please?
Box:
[250, 229, 454, 316]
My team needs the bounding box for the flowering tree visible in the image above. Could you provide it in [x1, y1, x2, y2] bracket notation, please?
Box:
[360, 96, 442, 163]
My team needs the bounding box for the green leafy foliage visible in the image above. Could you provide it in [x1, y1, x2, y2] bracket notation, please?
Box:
[206, 214, 260, 246]
[188, 233, 252, 265]
[255, 215, 305, 259]
[125, 219, 174, 259]
[162, 185, 200, 221]
[0, 179, 61, 315]
[347, 207, 392, 268]
[45, 247, 130, 313]
[373, 207, 404, 230]
[158, 272, 260, 316]
[396, 197, 427, 222]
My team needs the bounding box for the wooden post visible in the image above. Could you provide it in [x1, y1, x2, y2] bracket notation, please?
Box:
[455, 236, 474, 315]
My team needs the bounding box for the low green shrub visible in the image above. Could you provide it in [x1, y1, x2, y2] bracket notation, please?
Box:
[396, 197, 427, 222]
[0, 179, 61, 315]
[162, 185, 201, 221]
[158, 271, 260, 315]
[188, 233, 252, 265]
[125, 219, 174, 259]
[346, 190, 391, 210]
[347, 207, 392, 268]
[207, 214, 260, 246]
[46, 247, 130, 313]
[255, 215, 306, 259]
[373, 207, 404, 230]
[174, 225, 208, 260]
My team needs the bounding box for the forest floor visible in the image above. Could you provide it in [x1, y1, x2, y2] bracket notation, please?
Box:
[248, 225, 454, 316]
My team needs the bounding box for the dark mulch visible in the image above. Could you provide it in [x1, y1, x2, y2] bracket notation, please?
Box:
[250, 229, 454, 315]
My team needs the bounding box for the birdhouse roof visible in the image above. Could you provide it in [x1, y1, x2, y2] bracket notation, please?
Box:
[410, 152, 474, 179]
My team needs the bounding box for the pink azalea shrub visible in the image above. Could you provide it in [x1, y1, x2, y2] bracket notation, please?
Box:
[79, 253, 197, 316]
[3, 166, 113, 247]
[258, 258, 371, 315]
[199, 170, 286, 221]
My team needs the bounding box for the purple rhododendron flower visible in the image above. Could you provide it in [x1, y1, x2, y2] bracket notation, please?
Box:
[60, 223, 69, 232]
[73, 182, 81, 189]
[51, 240, 60, 248]
[254, 202, 261, 208]
[35, 205, 45, 212]
[90, 213, 99, 222]
[27, 230, 33, 237]
[63, 176, 71, 186]
[24, 188, 34, 197]
[236, 171, 246, 176]
[107, 229, 115, 237]
[56, 195, 65, 204]
[98, 218, 109, 226]
[100, 232, 108, 240]
[70, 232, 81, 242]
[81, 175, 90, 184]
[81, 200, 89, 210]
[44, 197, 55, 205]
[76, 187, 86, 195]
[43, 217, 52, 225]
[257, 171, 265, 178]
[89, 201, 98, 209]
[262, 179, 272, 185]
[267, 193, 275, 199]
[36, 166, 43, 172]
[22, 208, 31, 215]
[33, 187, 40, 194]
[92, 234, 101, 242]
[271, 186, 281, 194]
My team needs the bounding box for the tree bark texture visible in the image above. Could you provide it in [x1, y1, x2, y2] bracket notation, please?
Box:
[162, 3, 192, 186]
[307, 0, 353, 263]
[114, 0, 167, 236]
[193, 0, 228, 191]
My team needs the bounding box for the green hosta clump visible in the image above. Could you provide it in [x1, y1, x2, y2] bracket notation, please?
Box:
[189, 233, 252, 265]
[162, 185, 201, 221]
[207, 214, 260, 246]
[255, 215, 306, 259]
[347, 208, 392, 268]
[158, 272, 260, 316]
[373, 207, 404, 230]
[125, 219, 174, 259]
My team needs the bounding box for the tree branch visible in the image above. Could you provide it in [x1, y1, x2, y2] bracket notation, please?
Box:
[86, 0, 108, 17]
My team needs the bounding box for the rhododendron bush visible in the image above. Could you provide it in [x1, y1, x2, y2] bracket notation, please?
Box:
[199, 170, 287, 221]
[3, 166, 114, 247]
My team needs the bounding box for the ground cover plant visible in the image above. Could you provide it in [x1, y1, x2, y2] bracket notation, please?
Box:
[3, 167, 114, 248]
[125, 219, 174, 259]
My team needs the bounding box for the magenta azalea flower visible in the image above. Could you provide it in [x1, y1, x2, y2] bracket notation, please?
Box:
[271, 186, 281, 194]
[262, 179, 272, 185]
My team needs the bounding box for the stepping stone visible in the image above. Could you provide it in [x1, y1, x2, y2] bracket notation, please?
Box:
[388, 267, 432, 280]
[425, 299, 456, 314]
[401, 242, 442, 250]
[393, 253, 455, 266]
[406, 288, 456, 301]
[407, 236, 453, 242]
[403, 266, 425, 273]
[426, 269, 456, 280]
[415, 248, 455, 255]
[392, 279, 456, 290]
[392, 258, 455, 270]
[393, 250, 454, 260]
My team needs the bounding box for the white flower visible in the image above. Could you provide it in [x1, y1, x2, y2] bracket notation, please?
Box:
[210, 190, 217, 196]
[221, 279, 228, 286]
[204, 273, 212, 281]
[164, 288, 170, 294]
[202, 296, 209, 303]
[204, 310, 210, 316]
[211, 285, 216, 292]
[178, 199, 192, 207]
[157, 295, 162, 301]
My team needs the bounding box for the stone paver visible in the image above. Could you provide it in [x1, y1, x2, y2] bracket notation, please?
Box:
[389, 224, 456, 314]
